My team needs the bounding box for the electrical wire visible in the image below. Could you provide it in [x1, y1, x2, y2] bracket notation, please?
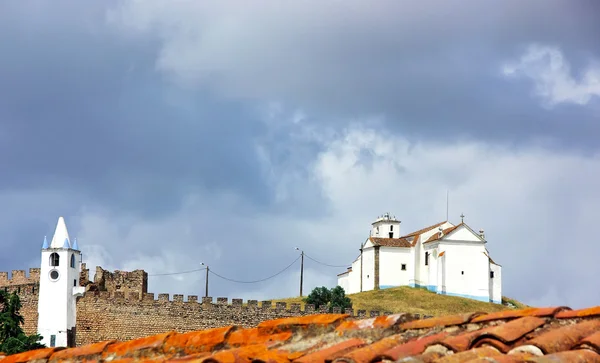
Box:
[146, 252, 348, 279]
[304, 253, 349, 268]
[208, 256, 301, 284]
[149, 267, 207, 276]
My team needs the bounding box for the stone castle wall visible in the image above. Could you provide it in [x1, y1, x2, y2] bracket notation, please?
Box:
[0, 269, 40, 336]
[1, 266, 383, 347]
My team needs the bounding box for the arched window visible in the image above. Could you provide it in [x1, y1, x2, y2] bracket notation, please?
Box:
[50, 253, 59, 267]
[70, 254, 75, 268]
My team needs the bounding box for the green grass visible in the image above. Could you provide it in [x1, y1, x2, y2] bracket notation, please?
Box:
[269, 286, 527, 317]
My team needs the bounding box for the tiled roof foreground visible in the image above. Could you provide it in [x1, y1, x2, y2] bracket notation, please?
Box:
[2, 306, 600, 363]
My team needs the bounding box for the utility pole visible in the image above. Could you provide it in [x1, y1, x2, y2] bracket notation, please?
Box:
[205, 265, 209, 298]
[295, 247, 304, 297]
[300, 250, 304, 297]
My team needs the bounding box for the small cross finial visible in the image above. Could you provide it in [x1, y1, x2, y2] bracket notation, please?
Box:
[460, 213, 465, 223]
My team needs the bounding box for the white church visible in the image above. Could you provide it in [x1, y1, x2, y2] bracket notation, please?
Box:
[337, 213, 502, 304]
[37, 216, 85, 348]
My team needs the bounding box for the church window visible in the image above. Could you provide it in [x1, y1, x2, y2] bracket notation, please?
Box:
[425, 252, 429, 266]
[70, 254, 75, 268]
[490, 271, 494, 278]
[401, 264, 406, 271]
[74, 279, 77, 286]
[50, 253, 59, 267]
[390, 225, 393, 231]
[461, 271, 464, 275]
[50, 335, 56, 347]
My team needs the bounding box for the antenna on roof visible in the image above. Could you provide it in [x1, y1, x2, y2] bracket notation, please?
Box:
[446, 189, 449, 222]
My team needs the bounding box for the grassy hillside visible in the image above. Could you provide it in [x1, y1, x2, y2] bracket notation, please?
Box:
[269, 286, 527, 317]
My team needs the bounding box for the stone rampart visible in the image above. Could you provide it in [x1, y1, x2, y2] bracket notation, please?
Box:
[2, 266, 399, 347]
[74, 291, 389, 346]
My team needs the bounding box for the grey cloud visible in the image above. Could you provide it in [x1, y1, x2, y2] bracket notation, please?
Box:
[1, 1, 599, 309]
[109, 0, 600, 147]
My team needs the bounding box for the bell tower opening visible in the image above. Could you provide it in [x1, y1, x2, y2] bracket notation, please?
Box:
[371, 212, 401, 238]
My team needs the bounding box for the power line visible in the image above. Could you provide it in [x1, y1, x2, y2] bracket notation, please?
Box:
[149, 267, 206, 276]
[304, 253, 349, 268]
[208, 256, 301, 284]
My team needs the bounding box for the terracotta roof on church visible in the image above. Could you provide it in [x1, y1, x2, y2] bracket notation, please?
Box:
[424, 225, 461, 243]
[3, 305, 600, 362]
[400, 221, 447, 238]
[369, 237, 413, 248]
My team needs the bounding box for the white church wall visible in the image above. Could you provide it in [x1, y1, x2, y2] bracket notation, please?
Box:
[413, 222, 454, 287]
[439, 242, 490, 301]
[361, 247, 375, 291]
[490, 263, 502, 304]
[379, 247, 412, 289]
[337, 272, 350, 293]
[349, 257, 362, 293]
[444, 227, 482, 242]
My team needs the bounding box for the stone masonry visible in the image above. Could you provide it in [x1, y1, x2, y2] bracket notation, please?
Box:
[0, 265, 386, 347]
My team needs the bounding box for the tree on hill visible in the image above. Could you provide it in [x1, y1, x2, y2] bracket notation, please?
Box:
[304, 286, 352, 313]
[0, 290, 45, 355]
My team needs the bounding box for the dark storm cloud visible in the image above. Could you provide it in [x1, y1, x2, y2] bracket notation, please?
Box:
[1, 0, 599, 309]
[0, 2, 274, 218]
[110, 0, 600, 148]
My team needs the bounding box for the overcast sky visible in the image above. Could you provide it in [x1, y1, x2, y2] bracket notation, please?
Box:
[1, 1, 599, 308]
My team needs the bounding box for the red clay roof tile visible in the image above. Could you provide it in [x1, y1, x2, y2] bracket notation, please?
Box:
[575, 330, 600, 354]
[49, 339, 115, 362]
[335, 313, 415, 334]
[434, 346, 503, 362]
[461, 316, 547, 353]
[258, 314, 349, 334]
[368, 237, 413, 248]
[531, 349, 600, 362]
[400, 221, 448, 238]
[332, 334, 405, 362]
[292, 338, 365, 363]
[163, 326, 233, 356]
[102, 331, 174, 360]
[4, 305, 600, 363]
[400, 312, 484, 330]
[555, 306, 600, 319]
[471, 307, 570, 323]
[0, 347, 64, 363]
[375, 331, 449, 361]
[518, 319, 600, 355]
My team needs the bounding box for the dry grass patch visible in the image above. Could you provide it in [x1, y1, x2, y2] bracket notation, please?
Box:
[269, 286, 527, 317]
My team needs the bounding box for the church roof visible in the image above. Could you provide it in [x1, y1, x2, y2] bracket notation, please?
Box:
[369, 237, 413, 248]
[2, 305, 600, 362]
[400, 221, 448, 238]
[49, 216, 71, 249]
[423, 225, 461, 243]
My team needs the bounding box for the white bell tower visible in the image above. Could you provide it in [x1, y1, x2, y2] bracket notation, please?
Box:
[37, 216, 85, 348]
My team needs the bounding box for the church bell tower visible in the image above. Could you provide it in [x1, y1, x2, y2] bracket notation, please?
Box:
[37, 216, 85, 348]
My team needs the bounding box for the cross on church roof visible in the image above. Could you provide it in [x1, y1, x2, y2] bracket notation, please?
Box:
[460, 213, 465, 223]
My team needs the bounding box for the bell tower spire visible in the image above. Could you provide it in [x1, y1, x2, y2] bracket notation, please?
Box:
[37, 216, 84, 348]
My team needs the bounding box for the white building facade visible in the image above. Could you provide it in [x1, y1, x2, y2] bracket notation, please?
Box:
[337, 213, 502, 304]
[37, 216, 85, 348]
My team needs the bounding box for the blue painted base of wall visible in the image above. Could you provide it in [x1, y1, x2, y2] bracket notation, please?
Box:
[436, 291, 490, 303]
[384, 283, 501, 304]
[406, 283, 500, 304]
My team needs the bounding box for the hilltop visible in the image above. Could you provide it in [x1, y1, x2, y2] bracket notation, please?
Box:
[270, 286, 527, 317]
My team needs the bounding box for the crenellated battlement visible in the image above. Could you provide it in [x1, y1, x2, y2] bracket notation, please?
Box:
[77, 291, 395, 317]
[0, 268, 41, 287]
